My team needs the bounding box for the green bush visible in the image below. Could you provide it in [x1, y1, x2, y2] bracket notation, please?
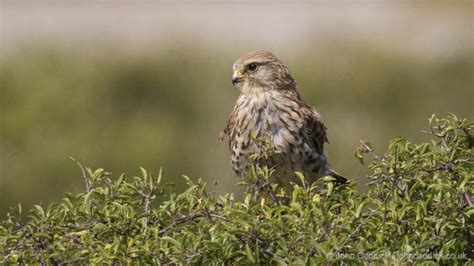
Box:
[1, 114, 472, 264]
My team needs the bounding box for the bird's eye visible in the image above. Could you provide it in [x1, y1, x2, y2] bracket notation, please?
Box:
[247, 63, 258, 71]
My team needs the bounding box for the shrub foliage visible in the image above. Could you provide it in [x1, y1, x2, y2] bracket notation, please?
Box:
[1, 114, 473, 264]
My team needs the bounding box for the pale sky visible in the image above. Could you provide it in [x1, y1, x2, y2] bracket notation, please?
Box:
[1, 1, 472, 59]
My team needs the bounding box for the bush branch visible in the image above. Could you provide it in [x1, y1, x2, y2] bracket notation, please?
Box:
[69, 155, 91, 192]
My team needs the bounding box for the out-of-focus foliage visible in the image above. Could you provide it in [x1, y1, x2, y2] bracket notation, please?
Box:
[1, 115, 472, 264]
[0, 43, 472, 218]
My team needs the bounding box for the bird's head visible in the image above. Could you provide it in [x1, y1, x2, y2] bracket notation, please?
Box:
[231, 51, 295, 94]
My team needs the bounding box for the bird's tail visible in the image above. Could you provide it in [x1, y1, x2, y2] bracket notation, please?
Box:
[328, 169, 348, 184]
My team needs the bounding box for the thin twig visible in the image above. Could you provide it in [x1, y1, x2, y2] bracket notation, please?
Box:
[237, 234, 288, 265]
[366, 160, 465, 186]
[463, 190, 472, 206]
[359, 140, 380, 161]
[335, 208, 377, 253]
[209, 213, 231, 222]
[144, 197, 151, 214]
[255, 237, 288, 265]
[69, 155, 91, 192]
[1, 231, 31, 263]
[441, 137, 450, 151]
[158, 213, 206, 235]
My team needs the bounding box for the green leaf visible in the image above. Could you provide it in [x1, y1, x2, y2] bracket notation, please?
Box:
[465, 206, 474, 218]
[161, 236, 181, 248]
[327, 182, 334, 197]
[157, 167, 163, 185]
[34, 205, 45, 218]
[245, 244, 255, 263]
[355, 202, 365, 218]
[140, 167, 148, 181]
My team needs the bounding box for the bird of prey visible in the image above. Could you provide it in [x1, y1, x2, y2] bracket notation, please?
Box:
[219, 51, 346, 190]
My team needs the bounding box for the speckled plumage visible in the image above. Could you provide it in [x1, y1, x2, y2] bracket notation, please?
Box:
[220, 51, 345, 189]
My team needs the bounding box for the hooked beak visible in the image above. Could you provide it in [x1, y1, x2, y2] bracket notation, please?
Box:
[231, 70, 243, 86]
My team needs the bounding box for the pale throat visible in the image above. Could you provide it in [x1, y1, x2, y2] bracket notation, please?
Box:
[239, 82, 273, 96]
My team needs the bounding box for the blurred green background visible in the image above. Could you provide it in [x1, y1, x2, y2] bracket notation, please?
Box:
[0, 1, 472, 218]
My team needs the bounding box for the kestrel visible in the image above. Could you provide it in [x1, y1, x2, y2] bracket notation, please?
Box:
[219, 51, 346, 190]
